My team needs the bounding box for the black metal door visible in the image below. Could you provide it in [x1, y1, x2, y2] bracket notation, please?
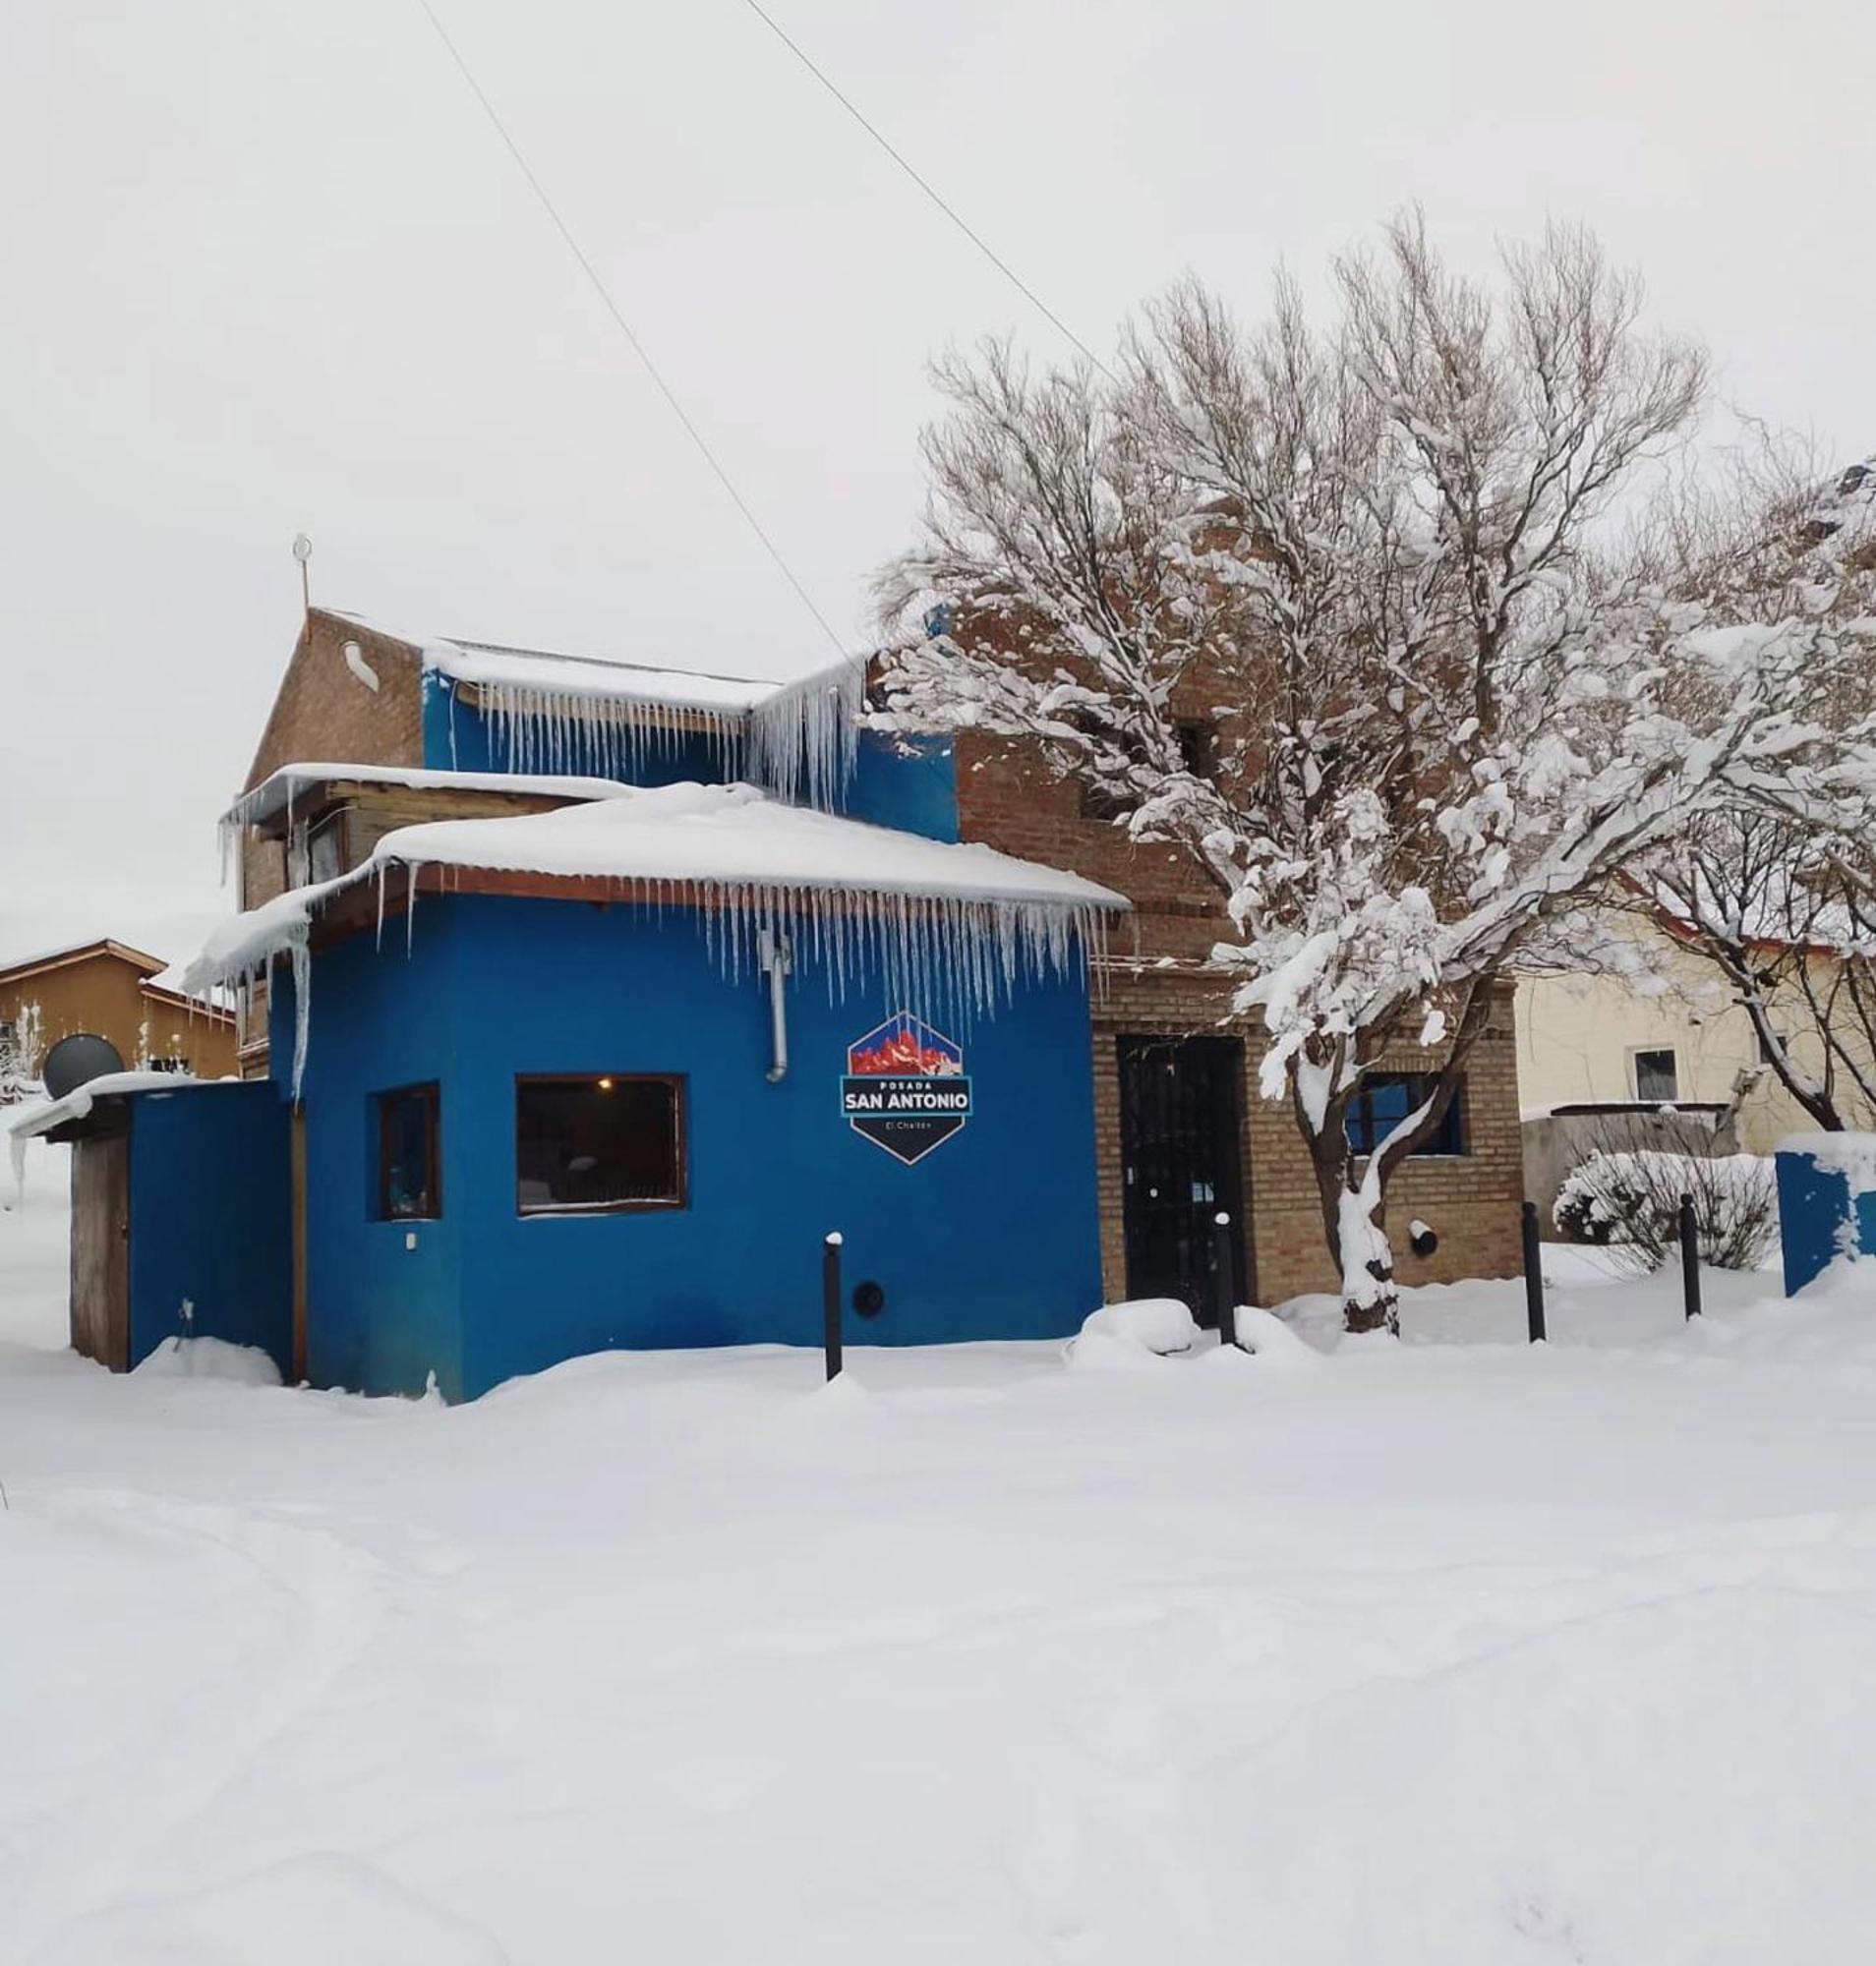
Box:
[1117, 1034, 1248, 1320]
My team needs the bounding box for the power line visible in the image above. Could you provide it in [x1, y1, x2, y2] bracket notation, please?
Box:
[735, 0, 1109, 376]
[412, 0, 851, 661]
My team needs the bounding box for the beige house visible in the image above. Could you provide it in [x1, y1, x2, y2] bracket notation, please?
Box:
[1516, 911, 1859, 1157]
[0, 939, 238, 1090]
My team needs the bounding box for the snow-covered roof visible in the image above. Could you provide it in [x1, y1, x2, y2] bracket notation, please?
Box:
[186, 782, 1128, 1098]
[195, 784, 1125, 985]
[226, 762, 633, 833]
[0, 938, 168, 985]
[374, 781, 1125, 912]
[6, 1070, 229, 1151]
[424, 639, 784, 717]
[329, 611, 869, 809]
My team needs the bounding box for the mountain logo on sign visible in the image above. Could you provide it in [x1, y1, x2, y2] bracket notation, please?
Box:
[842, 1012, 971, 1166]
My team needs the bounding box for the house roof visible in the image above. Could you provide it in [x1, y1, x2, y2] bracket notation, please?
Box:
[187, 781, 1126, 1010]
[333, 610, 854, 719]
[224, 762, 634, 834]
[0, 939, 168, 987]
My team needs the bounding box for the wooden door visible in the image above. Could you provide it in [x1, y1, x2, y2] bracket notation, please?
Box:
[70, 1129, 130, 1368]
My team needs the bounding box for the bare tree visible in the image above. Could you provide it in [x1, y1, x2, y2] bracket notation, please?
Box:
[1637, 456, 1876, 1130]
[874, 216, 1876, 1331]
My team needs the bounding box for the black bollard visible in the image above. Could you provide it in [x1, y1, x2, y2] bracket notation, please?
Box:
[1679, 1193, 1701, 1319]
[1211, 1211, 1239, 1351]
[1521, 1199, 1547, 1344]
[823, 1232, 844, 1380]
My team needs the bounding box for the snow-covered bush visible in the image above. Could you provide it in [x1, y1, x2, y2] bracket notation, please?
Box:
[1554, 1150, 1778, 1273]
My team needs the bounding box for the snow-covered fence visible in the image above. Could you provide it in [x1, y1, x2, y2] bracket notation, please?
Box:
[1554, 1150, 1778, 1274]
[1776, 1134, 1876, 1295]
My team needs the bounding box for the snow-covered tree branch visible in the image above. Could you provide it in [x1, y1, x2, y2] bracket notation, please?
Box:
[873, 216, 1876, 1331]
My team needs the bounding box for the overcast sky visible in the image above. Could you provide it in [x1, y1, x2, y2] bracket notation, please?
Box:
[3, 0, 1871, 967]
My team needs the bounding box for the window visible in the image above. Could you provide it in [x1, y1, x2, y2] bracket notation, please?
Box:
[1632, 1048, 1679, 1102]
[1177, 719, 1218, 777]
[1344, 1073, 1467, 1157]
[147, 1056, 190, 1074]
[377, 1082, 440, 1220]
[516, 1074, 685, 1214]
[308, 812, 347, 886]
[1079, 779, 1130, 823]
[1756, 1024, 1783, 1067]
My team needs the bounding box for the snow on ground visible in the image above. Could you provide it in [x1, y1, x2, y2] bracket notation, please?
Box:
[4, 1140, 1876, 1962]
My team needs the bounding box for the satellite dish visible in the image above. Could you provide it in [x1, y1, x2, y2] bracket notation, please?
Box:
[41, 1033, 125, 1102]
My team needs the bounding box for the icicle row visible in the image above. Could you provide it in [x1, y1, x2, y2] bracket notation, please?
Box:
[744, 657, 866, 809]
[188, 871, 1109, 1106]
[477, 681, 743, 785]
[468, 657, 864, 809]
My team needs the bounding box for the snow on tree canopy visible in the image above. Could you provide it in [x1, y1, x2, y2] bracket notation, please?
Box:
[186, 782, 1128, 1097]
[419, 636, 868, 810]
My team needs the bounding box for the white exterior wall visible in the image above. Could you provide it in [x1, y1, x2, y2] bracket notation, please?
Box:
[1514, 916, 1846, 1156]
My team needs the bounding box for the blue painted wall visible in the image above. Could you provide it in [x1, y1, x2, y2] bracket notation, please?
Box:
[842, 731, 958, 841]
[422, 673, 961, 842]
[274, 914, 470, 1399]
[127, 1082, 292, 1372]
[1776, 1143, 1876, 1294]
[288, 893, 1102, 1399]
[423, 672, 738, 787]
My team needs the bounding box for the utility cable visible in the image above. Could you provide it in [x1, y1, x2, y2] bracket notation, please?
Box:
[413, 0, 852, 660]
[735, 0, 1111, 377]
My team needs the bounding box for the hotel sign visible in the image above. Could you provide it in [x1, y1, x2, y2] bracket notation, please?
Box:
[842, 1012, 972, 1166]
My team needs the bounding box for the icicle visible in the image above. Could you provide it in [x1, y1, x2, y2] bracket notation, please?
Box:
[289, 939, 312, 1100]
[746, 655, 866, 808]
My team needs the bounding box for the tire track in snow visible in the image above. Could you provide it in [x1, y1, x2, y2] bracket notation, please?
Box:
[4, 1488, 401, 1956]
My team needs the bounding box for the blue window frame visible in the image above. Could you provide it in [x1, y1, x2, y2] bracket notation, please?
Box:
[1345, 1073, 1466, 1157]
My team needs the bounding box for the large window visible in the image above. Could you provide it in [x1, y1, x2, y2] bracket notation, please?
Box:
[516, 1074, 686, 1215]
[377, 1082, 440, 1220]
[1632, 1047, 1679, 1102]
[1344, 1073, 1466, 1158]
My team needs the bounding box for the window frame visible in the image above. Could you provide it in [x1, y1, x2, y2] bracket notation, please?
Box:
[1631, 1046, 1680, 1102]
[514, 1072, 688, 1218]
[1344, 1072, 1468, 1160]
[376, 1080, 442, 1222]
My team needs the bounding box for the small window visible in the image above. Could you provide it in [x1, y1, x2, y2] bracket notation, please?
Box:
[377, 1082, 441, 1220]
[308, 812, 347, 886]
[1633, 1048, 1679, 1102]
[147, 1056, 190, 1074]
[516, 1074, 685, 1215]
[1345, 1073, 1466, 1157]
[1756, 1025, 1782, 1067]
[1079, 780, 1130, 823]
[1177, 719, 1218, 777]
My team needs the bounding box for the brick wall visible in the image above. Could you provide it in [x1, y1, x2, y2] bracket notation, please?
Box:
[956, 729, 1524, 1306]
[235, 613, 428, 1068]
[245, 611, 424, 795]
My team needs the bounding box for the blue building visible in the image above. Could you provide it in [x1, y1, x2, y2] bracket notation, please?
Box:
[32, 609, 1125, 1399]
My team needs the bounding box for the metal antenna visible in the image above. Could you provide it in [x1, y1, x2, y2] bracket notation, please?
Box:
[291, 533, 314, 615]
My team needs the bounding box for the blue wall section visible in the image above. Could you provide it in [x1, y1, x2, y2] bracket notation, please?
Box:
[277, 915, 471, 1400]
[842, 731, 958, 840]
[421, 673, 962, 841]
[127, 1083, 292, 1372]
[1777, 1145, 1876, 1294]
[423, 673, 732, 786]
[293, 893, 1102, 1398]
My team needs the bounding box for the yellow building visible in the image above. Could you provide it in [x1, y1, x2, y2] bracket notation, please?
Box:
[0, 940, 237, 1089]
[1515, 911, 1864, 1157]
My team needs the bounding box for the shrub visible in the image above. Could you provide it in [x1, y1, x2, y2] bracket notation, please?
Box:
[1554, 1150, 1778, 1273]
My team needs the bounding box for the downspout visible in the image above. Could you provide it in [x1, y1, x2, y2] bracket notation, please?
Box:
[758, 930, 792, 1082]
